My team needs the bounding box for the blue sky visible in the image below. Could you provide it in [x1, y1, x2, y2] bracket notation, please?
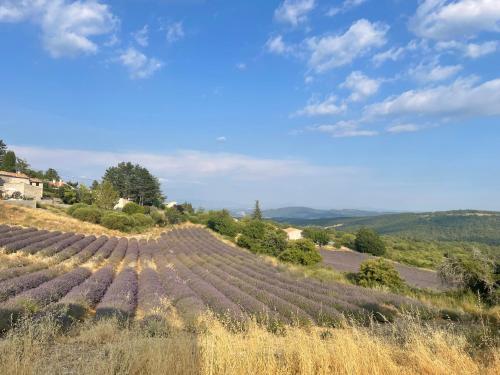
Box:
[1, 0, 499, 210]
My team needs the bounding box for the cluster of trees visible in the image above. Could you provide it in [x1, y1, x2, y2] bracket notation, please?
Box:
[206, 201, 322, 266]
[0, 139, 60, 182]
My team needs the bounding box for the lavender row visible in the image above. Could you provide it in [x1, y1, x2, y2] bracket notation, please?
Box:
[0, 235, 98, 302]
[21, 232, 74, 255]
[0, 228, 45, 248]
[152, 249, 207, 320]
[94, 240, 139, 320]
[161, 252, 244, 322]
[3, 230, 62, 254]
[0, 267, 92, 331]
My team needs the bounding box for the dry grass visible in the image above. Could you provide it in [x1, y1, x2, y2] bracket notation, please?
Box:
[0, 202, 192, 239]
[0, 314, 497, 375]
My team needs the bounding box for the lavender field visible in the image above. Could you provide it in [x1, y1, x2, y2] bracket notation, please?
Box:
[0, 225, 426, 331]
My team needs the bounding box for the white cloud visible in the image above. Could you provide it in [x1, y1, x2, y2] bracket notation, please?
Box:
[409, 60, 462, 82]
[367, 77, 500, 117]
[274, 0, 315, 26]
[306, 19, 388, 73]
[265, 35, 293, 55]
[436, 40, 498, 58]
[236, 62, 247, 70]
[410, 0, 500, 40]
[133, 25, 148, 47]
[327, 0, 368, 17]
[341, 71, 381, 102]
[308, 121, 378, 137]
[386, 124, 422, 133]
[118, 47, 163, 79]
[0, 0, 118, 58]
[166, 21, 184, 43]
[294, 95, 347, 117]
[372, 46, 406, 66]
[216, 136, 227, 143]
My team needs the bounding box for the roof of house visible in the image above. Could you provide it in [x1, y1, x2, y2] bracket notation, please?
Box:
[30, 178, 43, 183]
[0, 170, 30, 179]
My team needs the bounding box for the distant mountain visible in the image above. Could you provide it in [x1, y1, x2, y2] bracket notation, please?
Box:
[273, 210, 500, 246]
[262, 206, 387, 220]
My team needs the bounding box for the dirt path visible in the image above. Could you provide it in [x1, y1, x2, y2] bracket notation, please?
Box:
[320, 249, 448, 291]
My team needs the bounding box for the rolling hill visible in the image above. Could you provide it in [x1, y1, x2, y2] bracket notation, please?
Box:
[262, 207, 387, 220]
[273, 210, 500, 245]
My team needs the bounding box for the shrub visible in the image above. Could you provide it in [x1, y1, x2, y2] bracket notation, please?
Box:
[132, 213, 154, 228]
[71, 207, 103, 224]
[259, 229, 288, 256]
[101, 212, 136, 232]
[67, 203, 89, 216]
[206, 210, 237, 237]
[303, 228, 330, 246]
[150, 209, 166, 226]
[122, 202, 145, 215]
[278, 239, 322, 266]
[165, 207, 186, 225]
[236, 234, 255, 250]
[438, 250, 497, 304]
[357, 259, 405, 291]
[354, 228, 386, 256]
[241, 220, 267, 240]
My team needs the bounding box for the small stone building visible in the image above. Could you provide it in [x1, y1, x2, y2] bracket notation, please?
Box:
[0, 171, 43, 200]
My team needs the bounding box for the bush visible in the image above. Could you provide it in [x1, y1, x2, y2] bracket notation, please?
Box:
[67, 203, 89, 216]
[132, 213, 154, 228]
[101, 212, 136, 232]
[165, 207, 187, 225]
[303, 228, 330, 246]
[122, 202, 145, 215]
[438, 250, 497, 304]
[278, 239, 322, 266]
[241, 220, 267, 240]
[236, 234, 255, 250]
[206, 210, 237, 237]
[357, 259, 405, 291]
[260, 229, 288, 256]
[354, 228, 386, 256]
[71, 206, 103, 224]
[150, 209, 167, 226]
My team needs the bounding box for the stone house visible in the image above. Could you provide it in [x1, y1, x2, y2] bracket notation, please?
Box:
[0, 171, 43, 200]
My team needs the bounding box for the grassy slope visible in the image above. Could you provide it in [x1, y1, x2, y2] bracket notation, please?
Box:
[0, 202, 168, 239]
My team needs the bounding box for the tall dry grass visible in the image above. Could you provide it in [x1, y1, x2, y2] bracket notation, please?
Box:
[0, 314, 497, 375]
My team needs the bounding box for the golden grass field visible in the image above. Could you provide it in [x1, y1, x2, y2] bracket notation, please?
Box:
[0, 314, 498, 375]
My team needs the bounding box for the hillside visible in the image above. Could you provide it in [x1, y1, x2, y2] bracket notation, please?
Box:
[262, 207, 386, 220]
[274, 210, 500, 245]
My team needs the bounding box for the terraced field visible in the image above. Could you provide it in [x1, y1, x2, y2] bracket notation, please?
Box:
[0, 225, 425, 331]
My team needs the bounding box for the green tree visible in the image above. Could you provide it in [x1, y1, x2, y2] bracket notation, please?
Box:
[0, 139, 7, 164]
[59, 186, 78, 204]
[354, 228, 386, 256]
[77, 184, 93, 205]
[2, 150, 17, 172]
[93, 180, 119, 210]
[45, 168, 60, 181]
[15, 158, 30, 173]
[252, 200, 263, 220]
[303, 228, 330, 246]
[103, 162, 164, 206]
[91, 180, 99, 190]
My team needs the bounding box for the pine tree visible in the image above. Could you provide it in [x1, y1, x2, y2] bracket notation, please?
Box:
[2, 151, 17, 172]
[252, 200, 263, 220]
[0, 139, 6, 164]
